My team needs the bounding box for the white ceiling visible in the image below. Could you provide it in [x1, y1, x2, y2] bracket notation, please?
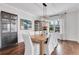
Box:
[6, 3, 79, 17]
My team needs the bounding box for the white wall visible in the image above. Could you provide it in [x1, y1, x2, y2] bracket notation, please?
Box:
[61, 10, 79, 42]
[50, 10, 79, 42]
[0, 4, 35, 48]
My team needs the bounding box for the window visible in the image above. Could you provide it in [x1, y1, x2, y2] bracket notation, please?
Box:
[55, 20, 60, 32]
[49, 21, 54, 32]
[49, 19, 60, 32]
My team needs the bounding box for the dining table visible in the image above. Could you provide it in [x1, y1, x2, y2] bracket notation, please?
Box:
[31, 34, 47, 55]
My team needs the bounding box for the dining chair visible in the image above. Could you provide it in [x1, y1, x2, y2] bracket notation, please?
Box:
[22, 31, 34, 55]
[45, 32, 59, 55]
[33, 43, 40, 55]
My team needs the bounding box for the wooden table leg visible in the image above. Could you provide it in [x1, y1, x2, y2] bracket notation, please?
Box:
[40, 41, 44, 55]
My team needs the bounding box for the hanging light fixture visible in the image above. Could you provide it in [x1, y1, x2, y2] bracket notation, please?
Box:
[42, 3, 48, 19]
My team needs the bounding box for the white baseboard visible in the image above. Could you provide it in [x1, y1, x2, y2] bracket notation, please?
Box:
[59, 39, 79, 43]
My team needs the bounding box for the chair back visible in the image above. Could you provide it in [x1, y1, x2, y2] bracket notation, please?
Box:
[46, 32, 58, 55]
[22, 31, 34, 55]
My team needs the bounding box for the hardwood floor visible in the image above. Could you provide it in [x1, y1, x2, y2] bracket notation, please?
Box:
[0, 40, 79, 55]
[0, 42, 25, 55]
[51, 40, 79, 55]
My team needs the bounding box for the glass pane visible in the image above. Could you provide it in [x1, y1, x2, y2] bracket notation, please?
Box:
[11, 19, 17, 32]
[2, 18, 10, 33]
[2, 24, 10, 33]
[2, 19, 10, 24]
[11, 15, 17, 20]
[54, 20, 60, 32]
[49, 21, 54, 32]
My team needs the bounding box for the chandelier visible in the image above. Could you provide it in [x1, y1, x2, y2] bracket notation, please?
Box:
[42, 3, 49, 19]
